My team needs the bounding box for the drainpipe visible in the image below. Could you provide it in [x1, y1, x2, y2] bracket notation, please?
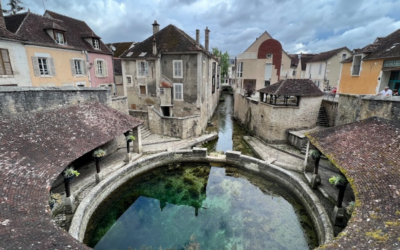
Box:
[84, 51, 92, 87]
[324, 60, 328, 90]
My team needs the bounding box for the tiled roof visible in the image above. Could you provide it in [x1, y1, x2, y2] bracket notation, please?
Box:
[106, 42, 134, 58]
[363, 29, 400, 60]
[3, 12, 27, 33]
[0, 101, 142, 249]
[289, 54, 299, 67]
[4, 11, 111, 55]
[258, 79, 324, 97]
[307, 117, 400, 249]
[121, 24, 209, 58]
[308, 47, 350, 63]
[300, 54, 316, 70]
[0, 25, 24, 41]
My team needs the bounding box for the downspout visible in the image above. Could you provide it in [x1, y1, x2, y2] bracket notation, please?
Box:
[324, 60, 328, 90]
[111, 56, 116, 95]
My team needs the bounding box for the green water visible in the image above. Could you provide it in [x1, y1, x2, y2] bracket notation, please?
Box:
[85, 163, 318, 250]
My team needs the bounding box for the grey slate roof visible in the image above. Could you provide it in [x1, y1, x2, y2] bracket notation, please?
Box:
[258, 79, 324, 96]
[308, 47, 349, 63]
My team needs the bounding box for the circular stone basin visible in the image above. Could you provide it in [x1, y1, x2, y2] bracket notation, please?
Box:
[84, 163, 318, 250]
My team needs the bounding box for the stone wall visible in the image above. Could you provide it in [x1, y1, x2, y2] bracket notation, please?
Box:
[111, 96, 129, 115]
[321, 99, 339, 127]
[336, 94, 400, 125]
[0, 87, 111, 116]
[129, 109, 149, 128]
[234, 93, 322, 143]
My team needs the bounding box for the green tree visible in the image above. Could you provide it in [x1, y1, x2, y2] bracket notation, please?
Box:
[2, 0, 25, 15]
[212, 47, 230, 83]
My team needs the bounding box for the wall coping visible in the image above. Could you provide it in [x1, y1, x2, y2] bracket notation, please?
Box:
[129, 109, 148, 114]
[338, 93, 400, 102]
[111, 96, 127, 101]
[151, 106, 200, 120]
[0, 86, 109, 93]
[69, 149, 334, 247]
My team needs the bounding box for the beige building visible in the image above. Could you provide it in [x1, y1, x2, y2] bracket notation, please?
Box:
[236, 32, 292, 97]
[304, 47, 351, 90]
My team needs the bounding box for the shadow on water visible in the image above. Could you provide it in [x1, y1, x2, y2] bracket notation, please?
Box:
[204, 93, 257, 158]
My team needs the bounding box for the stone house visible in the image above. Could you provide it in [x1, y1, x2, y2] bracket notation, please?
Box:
[236, 31, 292, 96]
[289, 53, 316, 79]
[3, 10, 113, 88]
[339, 29, 400, 94]
[234, 79, 323, 143]
[0, 3, 31, 86]
[121, 21, 220, 139]
[304, 47, 351, 90]
[106, 42, 136, 96]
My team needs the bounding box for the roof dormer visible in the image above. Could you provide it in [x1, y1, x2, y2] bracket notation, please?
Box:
[44, 22, 67, 45]
[81, 32, 101, 50]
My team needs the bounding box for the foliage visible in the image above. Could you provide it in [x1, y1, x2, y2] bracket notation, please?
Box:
[212, 47, 230, 83]
[93, 149, 107, 158]
[244, 83, 255, 97]
[329, 175, 346, 186]
[309, 149, 320, 160]
[2, 0, 25, 15]
[63, 167, 80, 178]
[126, 135, 136, 141]
[346, 201, 355, 215]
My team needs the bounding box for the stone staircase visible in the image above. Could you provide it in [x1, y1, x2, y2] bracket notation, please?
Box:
[140, 125, 152, 140]
[316, 107, 329, 127]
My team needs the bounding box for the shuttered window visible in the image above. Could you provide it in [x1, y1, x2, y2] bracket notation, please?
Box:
[173, 60, 182, 78]
[137, 60, 149, 77]
[173, 83, 183, 100]
[94, 59, 108, 77]
[31, 56, 56, 76]
[139, 85, 147, 96]
[0, 49, 13, 75]
[70, 59, 86, 76]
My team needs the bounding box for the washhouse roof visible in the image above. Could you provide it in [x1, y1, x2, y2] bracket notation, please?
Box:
[258, 79, 324, 97]
[306, 117, 400, 249]
[0, 101, 142, 249]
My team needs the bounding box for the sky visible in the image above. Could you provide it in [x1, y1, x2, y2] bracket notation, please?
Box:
[3, 0, 400, 57]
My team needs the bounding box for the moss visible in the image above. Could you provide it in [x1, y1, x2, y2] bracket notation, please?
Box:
[396, 211, 400, 215]
[183, 177, 195, 185]
[385, 221, 400, 227]
[365, 230, 389, 242]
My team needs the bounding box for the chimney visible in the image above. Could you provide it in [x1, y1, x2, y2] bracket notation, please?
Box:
[196, 29, 199, 45]
[0, 2, 6, 29]
[205, 27, 210, 52]
[152, 37, 157, 55]
[152, 20, 160, 34]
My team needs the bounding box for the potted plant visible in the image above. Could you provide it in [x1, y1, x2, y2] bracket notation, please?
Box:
[49, 197, 56, 209]
[126, 135, 135, 142]
[346, 201, 355, 215]
[63, 167, 80, 180]
[309, 149, 320, 160]
[329, 175, 347, 188]
[93, 149, 106, 159]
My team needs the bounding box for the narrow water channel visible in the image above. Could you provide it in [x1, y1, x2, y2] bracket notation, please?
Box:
[204, 92, 256, 157]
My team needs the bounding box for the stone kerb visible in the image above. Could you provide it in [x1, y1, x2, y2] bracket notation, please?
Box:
[70, 149, 334, 247]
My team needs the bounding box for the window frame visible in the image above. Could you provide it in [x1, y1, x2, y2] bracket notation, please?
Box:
[173, 60, 183, 78]
[54, 30, 66, 45]
[38, 57, 50, 76]
[0, 48, 13, 76]
[173, 83, 183, 101]
[139, 84, 147, 96]
[71, 58, 85, 76]
[237, 62, 243, 78]
[93, 39, 100, 49]
[94, 59, 108, 78]
[351, 55, 362, 76]
[126, 75, 133, 86]
[137, 60, 149, 78]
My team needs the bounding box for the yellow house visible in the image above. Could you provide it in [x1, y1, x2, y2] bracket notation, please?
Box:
[339, 29, 400, 94]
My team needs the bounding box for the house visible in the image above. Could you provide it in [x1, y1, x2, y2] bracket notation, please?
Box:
[234, 79, 324, 143]
[0, 3, 31, 86]
[43, 11, 114, 89]
[236, 31, 292, 95]
[223, 58, 236, 85]
[106, 42, 136, 95]
[4, 10, 113, 88]
[304, 47, 351, 90]
[289, 53, 316, 79]
[339, 29, 400, 94]
[121, 21, 220, 139]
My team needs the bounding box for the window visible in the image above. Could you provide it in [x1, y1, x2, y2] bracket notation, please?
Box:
[75, 82, 86, 87]
[0, 49, 13, 75]
[292, 70, 296, 76]
[137, 60, 149, 77]
[319, 63, 322, 75]
[173, 60, 183, 78]
[32, 55, 56, 76]
[70, 59, 86, 76]
[352, 55, 362, 76]
[264, 80, 270, 87]
[173, 83, 183, 100]
[95, 59, 108, 77]
[54, 31, 66, 45]
[342, 54, 347, 60]
[266, 53, 272, 59]
[93, 39, 100, 49]
[160, 87, 164, 95]
[139, 85, 147, 96]
[39, 58, 49, 75]
[126, 75, 133, 86]
[237, 62, 243, 77]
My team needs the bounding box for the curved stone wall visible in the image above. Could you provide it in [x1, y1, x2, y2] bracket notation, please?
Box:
[69, 148, 334, 246]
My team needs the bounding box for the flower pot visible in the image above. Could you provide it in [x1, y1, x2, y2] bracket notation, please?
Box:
[336, 183, 347, 190]
[93, 156, 104, 161]
[64, 175, 75, 183]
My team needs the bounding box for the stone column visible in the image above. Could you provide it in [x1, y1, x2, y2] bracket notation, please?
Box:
[331, 183, 347, 226]
[131, 126, 142, 154]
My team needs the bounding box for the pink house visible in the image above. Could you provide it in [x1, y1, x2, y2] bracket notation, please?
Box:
[88, 52, 114, 88]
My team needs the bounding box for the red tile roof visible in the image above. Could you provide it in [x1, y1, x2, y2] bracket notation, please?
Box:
[0, 102, 142, 249]
[307, 117, 400, 249]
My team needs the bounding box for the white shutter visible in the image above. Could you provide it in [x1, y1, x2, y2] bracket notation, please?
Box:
[82, 60, 87, 75]
[70, 59, 75, 76]
[104, 60, 108, 77]
[264, 63, 272, 80]
[145, 61, 149, 76]
[1, 50, 12, 75]
[94, 60, 99, 77]
[49, 57, 56, 76]
[0, 52, 4, 75]
[31, 56, 40, 76]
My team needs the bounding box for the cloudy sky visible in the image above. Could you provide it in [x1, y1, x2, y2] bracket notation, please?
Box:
[3, 0, 400, 56]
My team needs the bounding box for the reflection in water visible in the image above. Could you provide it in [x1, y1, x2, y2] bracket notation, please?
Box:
[85, 164, 317, 250]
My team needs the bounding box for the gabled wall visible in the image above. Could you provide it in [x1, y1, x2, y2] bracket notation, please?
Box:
[0, 40, 31, 86]
[88, 53, 114, 87]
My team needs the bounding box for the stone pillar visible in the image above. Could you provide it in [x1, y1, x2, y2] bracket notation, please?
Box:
[131, 126, 142, 154]
[310, 152, 321, 189]
[196, 29, 200, 45]
[331, 183, 347, 226]
[205, 27, 210, 52]
[64, 195, 75, 213]
[152, 37, 157, 55]
[152, 20, 160, 34]
[0, 2, 5, 29]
